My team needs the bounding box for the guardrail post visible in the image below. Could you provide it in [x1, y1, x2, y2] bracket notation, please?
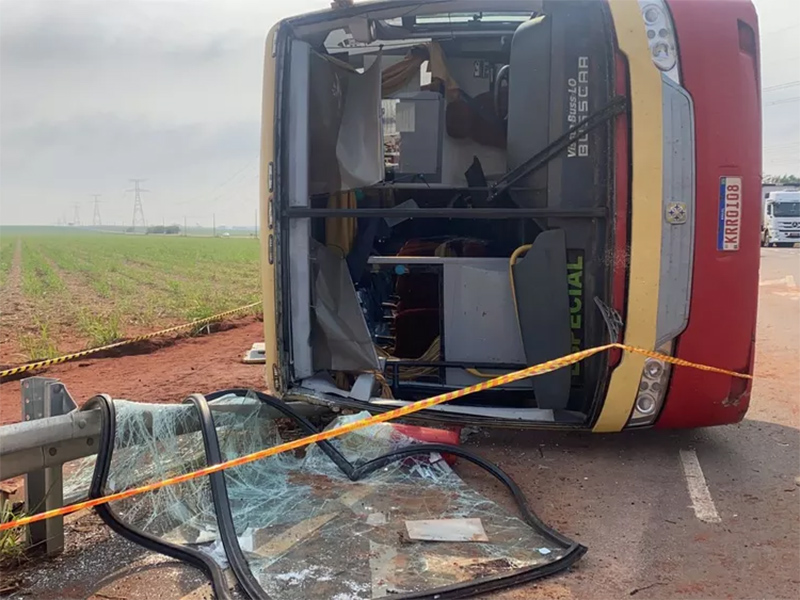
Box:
[22, 377, 77, 556]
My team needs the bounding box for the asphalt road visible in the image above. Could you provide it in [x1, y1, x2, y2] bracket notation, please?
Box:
[5, 248, 799, 600]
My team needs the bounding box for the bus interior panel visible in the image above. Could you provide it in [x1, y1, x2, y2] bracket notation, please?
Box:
[281, 1, 622, 425]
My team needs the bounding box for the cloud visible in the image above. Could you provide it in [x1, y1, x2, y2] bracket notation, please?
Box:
[0, 0, 798, 226]
[0, 1, 257, 66]
[1, 114, 258, 178]
[0, 0, 306, 225]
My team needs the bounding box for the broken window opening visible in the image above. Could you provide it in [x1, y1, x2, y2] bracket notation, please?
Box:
[279, 0, 620, 423]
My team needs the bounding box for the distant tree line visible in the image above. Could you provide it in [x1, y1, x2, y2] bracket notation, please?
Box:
[763, 174, 800, 185]
[145, 225, 181, 235]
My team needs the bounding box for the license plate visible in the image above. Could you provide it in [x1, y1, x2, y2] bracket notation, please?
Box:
[718, 176, 742, 251]
[789, 233, 800, 238]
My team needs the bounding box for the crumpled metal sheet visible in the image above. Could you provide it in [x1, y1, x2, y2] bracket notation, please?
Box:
[311, 240, 381, 373]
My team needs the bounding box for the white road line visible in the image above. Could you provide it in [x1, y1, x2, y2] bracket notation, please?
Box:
[679, 449, 721, 524]
[760, 275, 799, 288]
[760, 276, 789, 286]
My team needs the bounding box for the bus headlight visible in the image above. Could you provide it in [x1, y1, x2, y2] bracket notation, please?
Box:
[628, 343, 673, 427]
[637, 0, 680, 83]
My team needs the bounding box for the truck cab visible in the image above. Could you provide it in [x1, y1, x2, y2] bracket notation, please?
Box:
[762, 191, 800, 247]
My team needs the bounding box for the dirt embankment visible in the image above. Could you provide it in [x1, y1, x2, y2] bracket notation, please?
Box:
[0, 316, 267, 425]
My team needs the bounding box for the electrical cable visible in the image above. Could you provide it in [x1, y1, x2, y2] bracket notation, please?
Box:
[763, 80, 800, 93]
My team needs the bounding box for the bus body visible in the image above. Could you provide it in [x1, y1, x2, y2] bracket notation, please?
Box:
[761, 191, 800, 247]
[259, 0, 761, 432]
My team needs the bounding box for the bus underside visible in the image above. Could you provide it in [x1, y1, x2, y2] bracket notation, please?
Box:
[276, 1, 627, 427]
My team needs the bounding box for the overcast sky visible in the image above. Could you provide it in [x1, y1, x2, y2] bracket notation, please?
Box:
[1, 0, 799, 226]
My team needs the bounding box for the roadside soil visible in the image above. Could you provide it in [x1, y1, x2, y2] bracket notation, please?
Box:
[0, 315, 267, 425]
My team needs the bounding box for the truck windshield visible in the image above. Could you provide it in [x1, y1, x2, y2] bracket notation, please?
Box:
[773, 202, 800, 218]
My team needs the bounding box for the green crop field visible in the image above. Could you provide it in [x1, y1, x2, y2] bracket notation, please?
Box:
[0, 227, 262, 363]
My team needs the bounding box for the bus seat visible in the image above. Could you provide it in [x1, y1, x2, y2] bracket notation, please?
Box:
[506, 14, 550, 209]
[512, 228, 572, 410]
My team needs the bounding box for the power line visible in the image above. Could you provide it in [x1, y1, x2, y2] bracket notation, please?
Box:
[764, 140, 800, 148]
[72, 203, 81, 227]
[176, 160, 258, 207]
[91, 194, 102, 227]
[763, 145, 800, 152]
[765, 96, 800, 106]
[764, 55, 800, 68]
[763, 81, 800, 93]
[766, 157, 800, 163]
[128, 179, 148, 230]
[764, 23, 800, 36]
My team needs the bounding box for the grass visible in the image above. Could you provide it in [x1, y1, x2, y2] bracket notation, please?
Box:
[0, 498, 26, 566]
[19, 240, 65, 298]
[0, 239, 15, 288]
[77, 309, 123, 347]
[0, 227, 262, 359]
[18, 320, 61, 361]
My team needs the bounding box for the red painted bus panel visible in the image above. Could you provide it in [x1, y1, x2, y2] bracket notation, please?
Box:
[657, 0, 761, 428]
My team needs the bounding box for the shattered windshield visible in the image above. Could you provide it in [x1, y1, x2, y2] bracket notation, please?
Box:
[66, 393, 583, 599]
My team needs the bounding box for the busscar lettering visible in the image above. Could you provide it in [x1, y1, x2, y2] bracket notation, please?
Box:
[567, 77, 578, 159]
[567, 255, 584, 376]
[566, 57, 590, 158]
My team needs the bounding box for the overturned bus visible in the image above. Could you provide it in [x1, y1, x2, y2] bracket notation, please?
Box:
[258, 0, 762, 432]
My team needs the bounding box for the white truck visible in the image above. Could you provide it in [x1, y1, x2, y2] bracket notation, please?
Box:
[761, 190, 800, 247]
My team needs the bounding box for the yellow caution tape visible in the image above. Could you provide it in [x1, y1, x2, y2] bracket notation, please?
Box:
[0, 303, 261, 379]
[0, 342, 750, 533]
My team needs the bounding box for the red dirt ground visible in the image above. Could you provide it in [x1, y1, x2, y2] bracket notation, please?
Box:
[0, 316, 268, 425]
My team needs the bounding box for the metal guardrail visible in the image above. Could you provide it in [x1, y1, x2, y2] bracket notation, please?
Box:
[0, 377, 324, 556]
[1, 407, 102, 481]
